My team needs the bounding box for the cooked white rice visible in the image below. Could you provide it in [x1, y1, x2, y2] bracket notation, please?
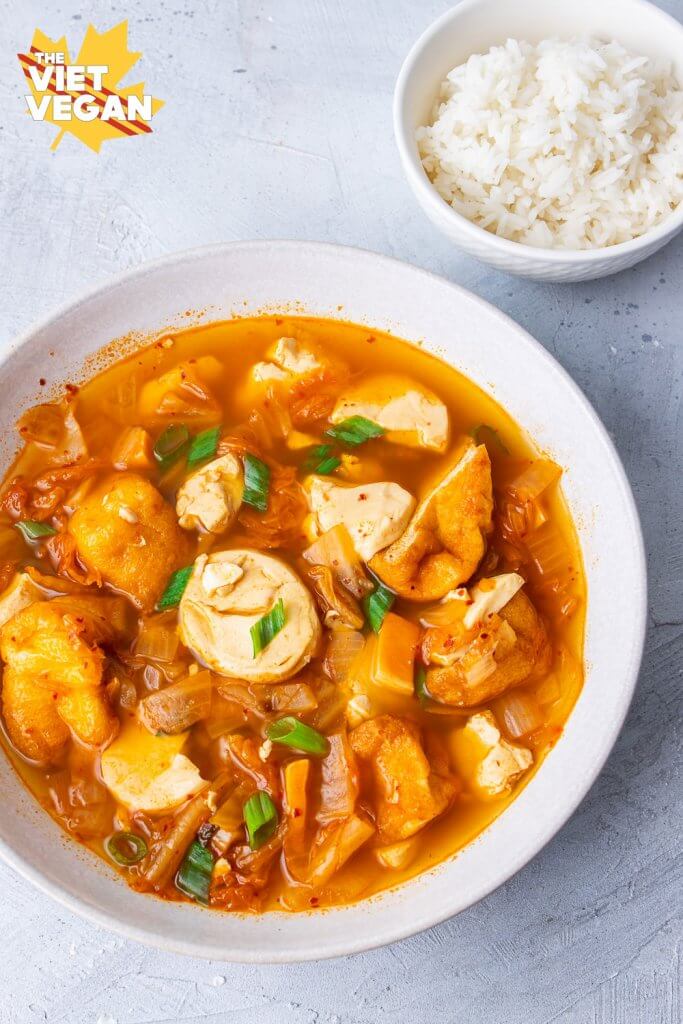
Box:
[416, 37, 683, 249]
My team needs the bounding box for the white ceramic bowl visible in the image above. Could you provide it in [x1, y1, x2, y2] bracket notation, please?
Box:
[394, 0, 683, 282]
[0, 242, 646, 961]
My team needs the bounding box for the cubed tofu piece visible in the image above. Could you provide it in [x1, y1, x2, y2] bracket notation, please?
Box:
[176, 454, 244, 534]
[0, 571, 44, 629]
[248, 338, 323, 393]
[349, 715, 458, 842]
[330, 374, 449, 453]
[100, 718, 205, 813]
[68, 472, 192, 611]
[450, 710, 532, 799]
[304, 477, 415, 562]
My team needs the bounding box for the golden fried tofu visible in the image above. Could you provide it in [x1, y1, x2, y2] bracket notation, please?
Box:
[424, 590, 551, 707]
[68, 472, 191, 611]
[369, 443, 493, 601]
[349, 715, 458, 842]
[1, 667, 70, 763]
[0, 601, 118, 763]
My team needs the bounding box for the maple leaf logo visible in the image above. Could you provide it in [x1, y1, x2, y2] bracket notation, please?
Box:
[18, 21, 164, 152]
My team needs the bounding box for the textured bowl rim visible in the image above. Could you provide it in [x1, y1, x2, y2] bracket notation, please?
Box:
[0, 240, 647, 961]
[393, 0, 683, 264]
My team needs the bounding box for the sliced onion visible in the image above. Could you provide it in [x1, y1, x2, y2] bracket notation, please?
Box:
[462, 650, 497, 688]
[509, 459, 562, 502]
[544, 646, 583, 728]
[138, 670, 212, 734]
[134, 614, 180, 663]
[535, 674, 561, 706]
[525, 522, 570, 579]
[495, 689, 544, 738]
[317, 733, 358, 825]
[203, 696, 245, 739]
[303, 524, 372, 599]
[324, 628, 365, 684]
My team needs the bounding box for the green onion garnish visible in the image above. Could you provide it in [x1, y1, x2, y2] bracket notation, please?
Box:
[187, 426, 221, 469]
[105, 831, 148, 866]
[304, 444, 341, 475]
[250, 598, 286, 656]
[266, 716, 330, 756]
[154, 423, 190, 468]
[415, 664, 430, 705]
[157, 565, 193, 610]
[363, 582, 395, 633]
[325, 416, 385, 447]
[242, 453, 271, 512]
[175, 839, 214, 905]
[471, 424, 509, 454]
[15, 520, 56, 541]
[243, 791, 278, 850]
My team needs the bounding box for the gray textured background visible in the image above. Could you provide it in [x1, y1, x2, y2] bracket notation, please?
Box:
[0, 1, 681, 1022]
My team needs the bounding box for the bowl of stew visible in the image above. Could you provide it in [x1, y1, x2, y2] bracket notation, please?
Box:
[0, 241, 645, 960]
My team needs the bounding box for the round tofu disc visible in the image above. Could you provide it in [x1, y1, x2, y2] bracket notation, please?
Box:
[179, 549, 321, 683]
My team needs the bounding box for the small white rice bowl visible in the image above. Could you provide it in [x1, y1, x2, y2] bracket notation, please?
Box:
[416, 37, 683, 250]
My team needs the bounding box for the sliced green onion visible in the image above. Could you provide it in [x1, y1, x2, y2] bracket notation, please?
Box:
[157, 565, 193, 610]
[471, 424, 509, 454]
[363, 583, 395, 633]
[304, 444, 341, 475]
[250, 598, 286, 656]
[242, 453, 270, 512]
[325, 416, 385, 447]
[105, 831, 148, 866]
[243, 791, 278, 850]
[154, 423, 190, 468]
[187, 426, 221, 469]
[415, 664, 430, 705]
[266, 716, 330, 756]
[15, 520, 56, 541]
[175, 839, 214, 905]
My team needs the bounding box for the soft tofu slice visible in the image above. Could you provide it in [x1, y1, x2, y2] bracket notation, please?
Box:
[271, 337, 321, 375]
[176, 454, 244, 534]
[330, 374, 449, 453]
[179, 549, 321, 683]
[450, 710, 532, 799]
[250, 337, 322, 388]
[100, 719, 205, 813]
[304, 476, 415, 562]
[0, 572, 44, 629]
[252, 362, 289, 383]
[462, 573, 525, 630]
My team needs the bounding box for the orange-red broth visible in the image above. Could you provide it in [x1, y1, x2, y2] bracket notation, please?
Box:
[0, 316, 585, 911]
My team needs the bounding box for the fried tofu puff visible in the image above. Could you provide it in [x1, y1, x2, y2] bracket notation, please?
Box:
[349, 715, 459, 842]
[423, 589, 551, 707]
[68, 473, 191, 611]
[369, 443, 493, 601]
[0, 601, 117, 763]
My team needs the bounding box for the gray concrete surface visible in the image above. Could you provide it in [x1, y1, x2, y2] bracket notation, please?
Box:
[0, 1, 681, 1022]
